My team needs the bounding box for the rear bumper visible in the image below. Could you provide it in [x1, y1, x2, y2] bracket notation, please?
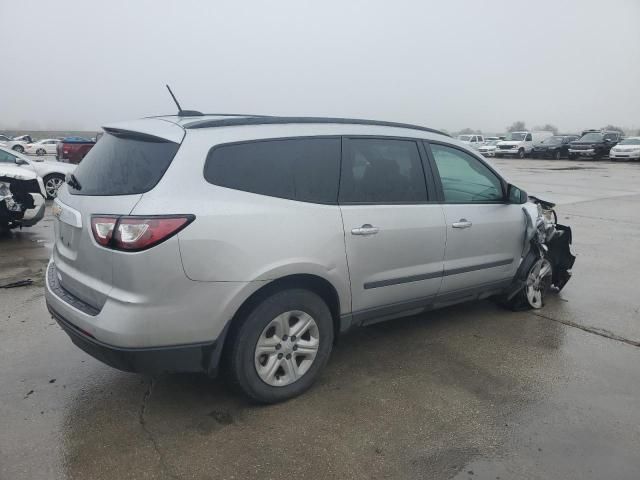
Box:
[45, 259, 235, 375]
[48, 304, 222, 375]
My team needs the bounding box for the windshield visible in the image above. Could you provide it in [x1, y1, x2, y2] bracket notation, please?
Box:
[504, 132, 526, 141]
[619, 138, 640, 145]
[580, 133, 604, 142]
[458, 135, 472, 142]
[542, 136, 563, 145]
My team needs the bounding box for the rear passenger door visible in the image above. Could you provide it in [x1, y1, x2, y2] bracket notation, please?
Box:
[425, 142, 524, 295]
[339, 137, 446, 315]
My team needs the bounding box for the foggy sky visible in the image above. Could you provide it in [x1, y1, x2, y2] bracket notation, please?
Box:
[1, 0, 639, 133]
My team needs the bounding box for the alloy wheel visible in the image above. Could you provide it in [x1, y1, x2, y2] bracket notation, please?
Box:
[45, 176, 64, 198]
[525, 258, 552, 308]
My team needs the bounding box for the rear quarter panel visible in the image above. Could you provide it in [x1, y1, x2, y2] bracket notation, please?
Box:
[130, 128, 352, 314]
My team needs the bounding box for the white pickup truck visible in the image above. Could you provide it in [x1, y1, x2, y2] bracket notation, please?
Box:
[495, 131, 554, 158]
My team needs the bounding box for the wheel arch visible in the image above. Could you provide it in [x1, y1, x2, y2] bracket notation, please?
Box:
[230, 273, 343, 342]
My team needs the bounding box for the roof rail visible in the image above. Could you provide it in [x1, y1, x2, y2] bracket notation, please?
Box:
[182, 116, 449, 136]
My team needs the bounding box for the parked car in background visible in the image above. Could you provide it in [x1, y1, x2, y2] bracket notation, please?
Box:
[24, 139, 61, 156]
[0, 146, 76, 198]
[46, 114, 575, 403]
[478, 138, 500, 157]
[56, 137, 96, 163]
[495, 131, 554, 158]
[0, 149, 46, 232]
[568, 131, 622, 160]
[13, 135, 34, 144]
[608, 137, 640, 161]
[457, 134, 485, 149]
[0, 134, 13, 146]
[531, 135, 580, 160]
[1, 135, 30, 153]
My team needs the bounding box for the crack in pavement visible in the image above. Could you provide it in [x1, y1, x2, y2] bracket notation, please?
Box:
[138, 377, 180, 480]
[528, 311, 640, 348]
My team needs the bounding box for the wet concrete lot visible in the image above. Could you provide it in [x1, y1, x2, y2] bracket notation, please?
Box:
[1, 159, 640, 479]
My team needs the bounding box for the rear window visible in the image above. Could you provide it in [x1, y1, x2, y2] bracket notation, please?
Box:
[204, 137, 341, 204]
[69, 131, 179, 196]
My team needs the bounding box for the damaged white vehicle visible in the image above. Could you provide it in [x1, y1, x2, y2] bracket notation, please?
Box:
[0, 163, 46, 233]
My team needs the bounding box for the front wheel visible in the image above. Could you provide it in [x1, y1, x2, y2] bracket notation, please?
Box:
[507, 258, 553, 310]
[518, 148, 525, 159]
[43, 173, 65, 199]
[227, 289, 334, 403]
[554, 150, 561, 160]
[12, 145, 24, 153]
[36, 148, 46, 156]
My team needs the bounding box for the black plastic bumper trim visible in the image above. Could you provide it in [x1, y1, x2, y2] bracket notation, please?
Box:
[48, 304, 222, 375]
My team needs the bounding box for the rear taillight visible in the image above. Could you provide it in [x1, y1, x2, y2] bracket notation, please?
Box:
[90, 215, 194, 251]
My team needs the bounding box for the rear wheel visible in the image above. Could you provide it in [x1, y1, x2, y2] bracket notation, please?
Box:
[43, 173, 65, 199]
[12, 145, 24, 153]
[36, 148, 46, 156]
[227, 288, 333, 403]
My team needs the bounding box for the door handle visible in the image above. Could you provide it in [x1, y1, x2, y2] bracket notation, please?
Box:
[452, 219, 472, 229]
[351, 224, 379, 236]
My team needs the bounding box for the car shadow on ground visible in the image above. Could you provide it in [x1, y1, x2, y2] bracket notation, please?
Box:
[59, 300, 567, 479]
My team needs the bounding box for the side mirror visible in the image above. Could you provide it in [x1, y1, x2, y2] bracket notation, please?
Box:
[15, 158, 29, 165]
[507, 183, 527, 204]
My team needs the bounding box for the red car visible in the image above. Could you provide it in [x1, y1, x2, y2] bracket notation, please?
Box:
[56, 137, 96, 164]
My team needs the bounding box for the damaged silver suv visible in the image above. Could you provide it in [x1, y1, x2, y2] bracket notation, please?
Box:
[45, 115, 575, 403]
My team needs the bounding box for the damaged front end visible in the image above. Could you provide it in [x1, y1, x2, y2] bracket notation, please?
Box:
[505, 196, 576, 309]
[0, 176, 45, 231]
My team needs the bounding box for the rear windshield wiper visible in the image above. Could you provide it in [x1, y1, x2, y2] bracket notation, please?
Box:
[67, 174, 82, 191]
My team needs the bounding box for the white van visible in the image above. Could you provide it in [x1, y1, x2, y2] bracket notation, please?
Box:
[495, 131, 554, 158]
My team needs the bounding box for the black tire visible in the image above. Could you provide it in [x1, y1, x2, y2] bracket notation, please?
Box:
[518, 148, 525, 159]
[568, 153, 578, 160]
[43, 173, 65, 199]
[227, 288, 334, 403]
[554, 150, 561, 160]
[12, 145, 24, 153]
[36, 148, 46, 156]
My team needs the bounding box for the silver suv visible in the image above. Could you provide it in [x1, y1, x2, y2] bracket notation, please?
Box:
[45, 115, 575, 403]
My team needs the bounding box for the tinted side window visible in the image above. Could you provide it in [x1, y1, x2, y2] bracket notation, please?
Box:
[339, 138, 427, 204]
[430, 144, 503, 203]
[204, 138, 340, 204]
[526, 133, 533, 141]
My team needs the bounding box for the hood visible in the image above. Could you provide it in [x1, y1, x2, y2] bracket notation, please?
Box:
[479, 145, 497, 151]
[0, 164, 39, 181]
[497, 141, 521, 147]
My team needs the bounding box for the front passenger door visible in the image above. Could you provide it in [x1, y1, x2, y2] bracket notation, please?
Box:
[426, 142, 525, 295]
